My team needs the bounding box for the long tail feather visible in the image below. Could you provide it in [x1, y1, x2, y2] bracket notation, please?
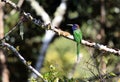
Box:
[77, 43, 80, 61]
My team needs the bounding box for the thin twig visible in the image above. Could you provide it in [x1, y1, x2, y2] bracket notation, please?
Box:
[87, 72, 120, 81]
[0, 20, 22, 41]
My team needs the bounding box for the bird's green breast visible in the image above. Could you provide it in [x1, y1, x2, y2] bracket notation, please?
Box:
[73, 29, 82, 43]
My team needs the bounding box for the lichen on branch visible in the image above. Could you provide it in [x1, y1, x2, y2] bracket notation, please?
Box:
[1, 0, 120, 56]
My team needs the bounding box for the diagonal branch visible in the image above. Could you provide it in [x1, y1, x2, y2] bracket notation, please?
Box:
[1, 0, 120, 56]
[0, 19, 22, 41]
[1, 42, 47, 82]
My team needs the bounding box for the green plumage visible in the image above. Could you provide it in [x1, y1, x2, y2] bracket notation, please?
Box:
[67, 24, 82, 61]
[73, 29, 82, 61]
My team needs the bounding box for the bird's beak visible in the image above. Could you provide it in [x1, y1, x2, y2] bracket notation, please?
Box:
[67, 24, 73, 26]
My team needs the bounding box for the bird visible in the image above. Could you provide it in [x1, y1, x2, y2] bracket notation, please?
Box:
[67, 24, 82, 61]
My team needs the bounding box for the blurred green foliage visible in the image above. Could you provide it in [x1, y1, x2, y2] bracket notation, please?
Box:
[2, 0, 120, 82]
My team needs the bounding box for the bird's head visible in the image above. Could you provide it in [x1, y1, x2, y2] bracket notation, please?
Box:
[67, 24, 79, 31]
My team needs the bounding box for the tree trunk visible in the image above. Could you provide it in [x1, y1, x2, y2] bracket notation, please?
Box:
[0, 2, 9, 82]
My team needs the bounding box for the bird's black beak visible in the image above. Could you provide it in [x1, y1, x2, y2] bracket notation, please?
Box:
[67, 24, 73, 26]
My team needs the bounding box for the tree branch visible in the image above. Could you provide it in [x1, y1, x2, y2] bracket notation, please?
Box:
[0, 19, 22, 41]
[1, 42, 47, 82]
[87, 72, 120, 81]
[1, 0, 120, 56]
[0, 2, 9, 82]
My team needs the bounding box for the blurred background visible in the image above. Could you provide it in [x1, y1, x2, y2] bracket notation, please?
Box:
[0, 0, 120, 82]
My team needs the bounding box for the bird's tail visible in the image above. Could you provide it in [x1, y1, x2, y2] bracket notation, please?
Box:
[77, 43, 80, 61]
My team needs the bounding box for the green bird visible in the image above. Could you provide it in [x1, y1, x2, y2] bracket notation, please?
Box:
[68, 24, 82, 61]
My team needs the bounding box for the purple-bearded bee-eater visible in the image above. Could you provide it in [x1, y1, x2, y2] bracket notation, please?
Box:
[68, 24, 82, 61]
